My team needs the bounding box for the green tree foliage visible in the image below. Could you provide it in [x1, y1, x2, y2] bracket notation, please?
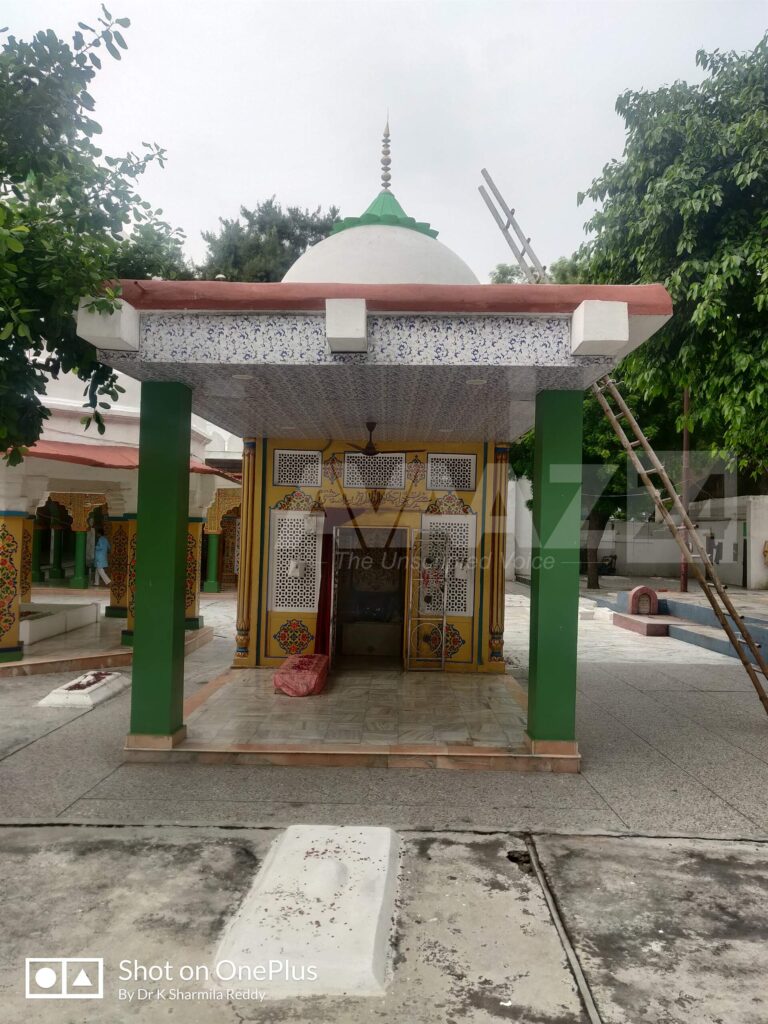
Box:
[115, 222, 193, 280]
[580, 35, 768, 476]
[547, 254, 589, 284]
[489, 262, 525, 283]
[201, 198, 340, 282]
[0, 8, 173, 464]
[509, 255, 681, 587]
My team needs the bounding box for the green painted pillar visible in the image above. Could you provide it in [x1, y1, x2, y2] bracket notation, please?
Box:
[31, 524, 43, 583]
[69, 531, 89, 589]
[202, 532, 221, 593]
[129, 382, 192, 742]
[49, 526, 64, 580]
[526, 390, 584, 746]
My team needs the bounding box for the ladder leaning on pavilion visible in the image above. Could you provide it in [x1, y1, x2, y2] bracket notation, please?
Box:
[480, 169, 768, 718]
[592, 376, 768, 718]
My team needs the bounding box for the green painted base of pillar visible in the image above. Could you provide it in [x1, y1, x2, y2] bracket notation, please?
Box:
[31, 571, 44, 584]
[105, 606, 128, 619]
[121, 630, 134, 647]
[69, 576, 89, 590]
[0, 645, 24, 663]
[184, 616, 205, 630]
[202, 581, 221, 593]
[47, 569, 64, 581]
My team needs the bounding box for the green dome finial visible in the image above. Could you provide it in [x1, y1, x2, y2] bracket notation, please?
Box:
[331, 119, 439, 239]
[381, 116, 391, 191]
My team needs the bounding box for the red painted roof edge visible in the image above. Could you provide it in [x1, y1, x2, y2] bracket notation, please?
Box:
[118, 280, 672, 318]
[24, 441, 237, 481]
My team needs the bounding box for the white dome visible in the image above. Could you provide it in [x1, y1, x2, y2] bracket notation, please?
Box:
[283, 224, 479, 285]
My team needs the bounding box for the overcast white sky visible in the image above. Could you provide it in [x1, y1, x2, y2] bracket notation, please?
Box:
[8, 1, 767, 279]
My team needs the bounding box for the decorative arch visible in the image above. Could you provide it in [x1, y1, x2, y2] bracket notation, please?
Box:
[205, 487, 243, 534]
[47, 492, 108, 532]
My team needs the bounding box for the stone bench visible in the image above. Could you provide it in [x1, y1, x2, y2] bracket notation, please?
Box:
[274, 653, 329, 697]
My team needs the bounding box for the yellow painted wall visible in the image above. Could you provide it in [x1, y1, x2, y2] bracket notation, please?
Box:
[247, 438, 506, 673]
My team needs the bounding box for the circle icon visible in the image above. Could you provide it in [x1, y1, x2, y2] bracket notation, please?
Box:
[34, 967, 58, 989]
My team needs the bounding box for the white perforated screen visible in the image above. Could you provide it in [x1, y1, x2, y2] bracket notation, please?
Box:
[273, 449, 322, 487]
[343, 452, 405, 490]
[427, 453, 477, 491]
[420, 514, 476, 616]
[268, 510, 323, 612]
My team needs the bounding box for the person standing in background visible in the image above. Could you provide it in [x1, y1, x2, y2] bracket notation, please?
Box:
[93, 528, 111, 586]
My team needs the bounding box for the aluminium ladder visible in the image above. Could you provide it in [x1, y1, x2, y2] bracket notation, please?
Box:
[592, 375, 768, 718]
[476, 173, 768, 716]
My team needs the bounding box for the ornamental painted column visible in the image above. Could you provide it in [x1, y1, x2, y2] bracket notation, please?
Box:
[106, 517, 130, 619]
[128, 382, 191, 747]
[234, 439, 257, 667]
[120, 516, 138, 641]
[0, 513, 25, 663]
[20, 517, 33, 603]
[488, 444, 509, 665]
[526, 391, 583, 757]
[202, 531, 221, 593]
[31, 517, 43, 584]
[184, 519, 204, 629]
[70, 529, 89, 589]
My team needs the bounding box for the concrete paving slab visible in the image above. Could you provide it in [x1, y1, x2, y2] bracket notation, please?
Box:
[57, 797, 628, 832]
[0, 826, 586, 1023]
[582, 761, 758, 834]
[536, 834, 768, 1024]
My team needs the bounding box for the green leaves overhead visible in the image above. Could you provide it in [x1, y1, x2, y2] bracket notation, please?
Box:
[0, 11, 171, 465]
[580, 34, 768, 476]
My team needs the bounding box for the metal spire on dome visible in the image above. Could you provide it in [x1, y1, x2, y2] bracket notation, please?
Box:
[381, 117, 391, 191]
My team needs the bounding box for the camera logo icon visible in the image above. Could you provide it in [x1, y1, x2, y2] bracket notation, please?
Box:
[25, 958, 104, 999]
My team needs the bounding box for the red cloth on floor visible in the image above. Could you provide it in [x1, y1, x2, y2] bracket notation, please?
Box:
[274, 654, 329, 697]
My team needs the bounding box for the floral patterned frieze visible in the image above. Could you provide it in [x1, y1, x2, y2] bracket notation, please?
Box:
[425, 493, 475, 515]
[274, 489, 324, 512]
[140, 312, 575, 367]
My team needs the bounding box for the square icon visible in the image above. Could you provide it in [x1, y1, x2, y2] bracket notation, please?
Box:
[26, 958, 104, 999]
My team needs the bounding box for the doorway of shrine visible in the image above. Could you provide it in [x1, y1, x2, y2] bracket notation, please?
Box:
[330, 526, 408, 666]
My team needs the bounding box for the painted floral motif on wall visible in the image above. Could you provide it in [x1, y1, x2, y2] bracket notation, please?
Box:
[185, 531, 198, 612]
[424, 623, 466, 659]
[425, 493, 474, 515]
[0, 524, 19, 642]
[20, 524, 32, 601]
[273, 619, 314, 656]
[127, 532, 138, 619]
[274, 489, 324, 512]
[110, 524, 128, 605]
[323, 454, 343, 483]
[406, 456, 426, 484]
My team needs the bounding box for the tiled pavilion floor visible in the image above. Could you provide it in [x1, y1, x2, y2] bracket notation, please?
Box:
[150, 662, 548, 771]
[189, 663, 528, 746]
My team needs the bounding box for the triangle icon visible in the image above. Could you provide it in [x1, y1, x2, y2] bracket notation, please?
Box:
[72, 968, 92, 987]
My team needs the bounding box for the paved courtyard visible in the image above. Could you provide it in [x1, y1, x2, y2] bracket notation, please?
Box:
[1, 585, 767, 832]
[1, 585, 767, 1022]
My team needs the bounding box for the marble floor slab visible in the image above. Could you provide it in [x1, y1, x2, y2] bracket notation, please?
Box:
[185, 662, 528, 750]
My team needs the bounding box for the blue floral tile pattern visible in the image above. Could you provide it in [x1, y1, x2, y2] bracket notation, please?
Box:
[140, 313, 575, 367]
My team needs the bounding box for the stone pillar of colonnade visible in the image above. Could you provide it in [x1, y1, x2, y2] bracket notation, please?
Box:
[525, 390, 583, 759]
[126, 382, 192, 749]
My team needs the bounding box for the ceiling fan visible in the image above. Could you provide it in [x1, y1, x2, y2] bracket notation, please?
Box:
[343, 421, 426, 457]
